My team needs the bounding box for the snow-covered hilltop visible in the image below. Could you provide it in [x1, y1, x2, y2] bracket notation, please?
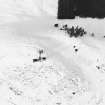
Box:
[0, 18, 105, 105]
[0, 0, 105, 105]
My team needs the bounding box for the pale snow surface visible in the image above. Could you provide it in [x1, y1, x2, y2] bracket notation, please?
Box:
[0, 0, 105, 105]
[0, 0, 58, 24]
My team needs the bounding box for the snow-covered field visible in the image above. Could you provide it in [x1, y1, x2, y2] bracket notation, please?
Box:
[0, 0, 105, 105]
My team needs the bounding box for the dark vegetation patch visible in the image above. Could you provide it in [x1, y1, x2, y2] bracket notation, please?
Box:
[9, 86, 23, 96]
[54, 23, 59, 27]
[91, 33, 95, 37]
[73, 45, 76, 48]
[33, 56, 46, 63]
[73, 45, 79, 53]
[96, 64, 105, 73]
[96, 66, 100, 70]
[54, 23, 87, 38]
[58, 0, 105, 19]
[60, 25, 87, 38]
[75, 49, 78, 52]
[56, 102, 62, 105]
[72, 92, 76, 95]
[33, 49, 46, 63]
[33, 58, 40, 62]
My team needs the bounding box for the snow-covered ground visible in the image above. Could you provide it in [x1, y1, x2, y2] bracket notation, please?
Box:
[0, 0, 105, 105]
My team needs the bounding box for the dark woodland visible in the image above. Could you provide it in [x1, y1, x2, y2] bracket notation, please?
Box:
[58, 0, 105, 19]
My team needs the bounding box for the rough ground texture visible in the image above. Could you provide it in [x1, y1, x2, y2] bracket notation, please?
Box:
[0, 0, 105, 105]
